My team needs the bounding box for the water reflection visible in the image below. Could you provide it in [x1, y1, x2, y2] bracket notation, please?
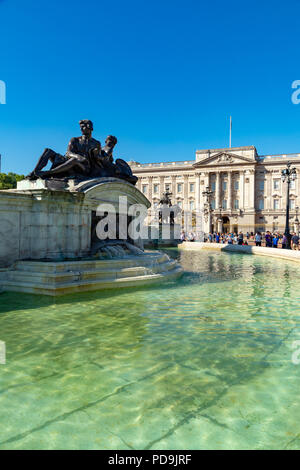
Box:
[0, 250, 300, 449]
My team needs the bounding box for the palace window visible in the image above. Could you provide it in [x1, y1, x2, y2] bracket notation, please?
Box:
[189, 200, 195, 211]
[165, 184, 170, 191]
[177, 201, 182, 208]
[234, 180, 239, 190]
[259, 180, 264, 191]
[211, 181, 216, 192]
[290, 180, 296, 190]
[211, 199, 216, 210]
[273, 179, 280, 190]
[222, 199, 227, 210]
[274, 199, 280, 210]
[153, 184, 159, 194]
[190, 183, 195, 192]
[177, 183, 182, 193]
[142, 185, 148, 194]
[234, 199, 239, 209]
[223, 181, 227, 191]
[258, 199, 264, 210]
[289, 199, 295, 210]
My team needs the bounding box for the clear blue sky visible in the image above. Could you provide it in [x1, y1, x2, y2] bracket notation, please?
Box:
[1, 0, 300, 174]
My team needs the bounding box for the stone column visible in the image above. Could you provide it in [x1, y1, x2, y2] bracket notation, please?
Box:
[216, 172, 221, 209]
[148, 176, 153, 201]
[147, 176, 153, 224]
[249, 169, 255, 209]
[228, 170, 232, 210]
[297, 170, 300, 209]
[159, 176, 164, 199]
[240, 171, 244, 209]
[217, 216, 223, 233]
[267, 171, 272, 209]
[171, 175, 176, 205]
[195, 172, 201, 212]
[183, 174, 189, 212]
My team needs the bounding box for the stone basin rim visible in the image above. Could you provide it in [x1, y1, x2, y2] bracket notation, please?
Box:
[179, 242, 300, 264]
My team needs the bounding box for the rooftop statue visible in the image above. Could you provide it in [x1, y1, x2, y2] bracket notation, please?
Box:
[158, 191, 181, 225]
[27, 120, 138, 185]
[159, 191, 173, 207]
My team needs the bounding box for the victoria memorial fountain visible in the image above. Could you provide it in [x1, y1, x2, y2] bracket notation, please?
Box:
[0, 120, 181, 295]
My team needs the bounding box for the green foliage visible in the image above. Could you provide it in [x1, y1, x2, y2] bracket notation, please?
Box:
[0, 172, 25, 189]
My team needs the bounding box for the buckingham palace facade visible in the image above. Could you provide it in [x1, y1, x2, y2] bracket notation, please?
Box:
[129, 145, 300, 234]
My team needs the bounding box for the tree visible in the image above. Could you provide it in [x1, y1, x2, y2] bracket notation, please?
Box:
[0, 172, 25, 189]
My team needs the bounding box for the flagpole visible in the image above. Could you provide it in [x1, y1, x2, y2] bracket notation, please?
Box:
[229, 116, 232, 148]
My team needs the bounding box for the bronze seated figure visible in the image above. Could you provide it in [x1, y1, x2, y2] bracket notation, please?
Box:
[27, 120, 138, 186]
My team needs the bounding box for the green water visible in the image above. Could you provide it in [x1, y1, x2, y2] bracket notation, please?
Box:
[0, 250, 300, 450]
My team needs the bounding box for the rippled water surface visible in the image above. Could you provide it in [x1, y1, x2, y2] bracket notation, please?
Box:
[1, 250, 300, 449]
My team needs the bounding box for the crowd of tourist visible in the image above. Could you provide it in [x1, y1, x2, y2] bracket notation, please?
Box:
[180, 231, 196, 242]
[205, 231, 300, 249]
[180, 230, 300, 249]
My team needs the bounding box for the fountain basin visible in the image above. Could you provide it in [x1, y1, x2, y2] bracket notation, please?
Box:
[0, 251, 182, 296]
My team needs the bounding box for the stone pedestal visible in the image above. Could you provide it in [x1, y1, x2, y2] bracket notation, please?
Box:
[217, 217, 223, 233]
[202, 209, 212, 234]
[0, 177, 150, 268]
[143, 223, 181, 247]
[158, 223, 181, 246]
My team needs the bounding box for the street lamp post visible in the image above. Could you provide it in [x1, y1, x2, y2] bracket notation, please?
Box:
[217, 205, 223, 234]
[295, 206, 300, 236]
[202, 186, 213, 233]
[281, 162, 297, 249]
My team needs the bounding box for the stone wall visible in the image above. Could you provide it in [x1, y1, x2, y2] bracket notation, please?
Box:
[0, 178, 151, 268]
[0, 189, 89, 267]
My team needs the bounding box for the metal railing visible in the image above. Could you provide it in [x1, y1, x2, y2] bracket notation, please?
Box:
[258, 153, 300, 160]
[132, 161, 195, 168]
